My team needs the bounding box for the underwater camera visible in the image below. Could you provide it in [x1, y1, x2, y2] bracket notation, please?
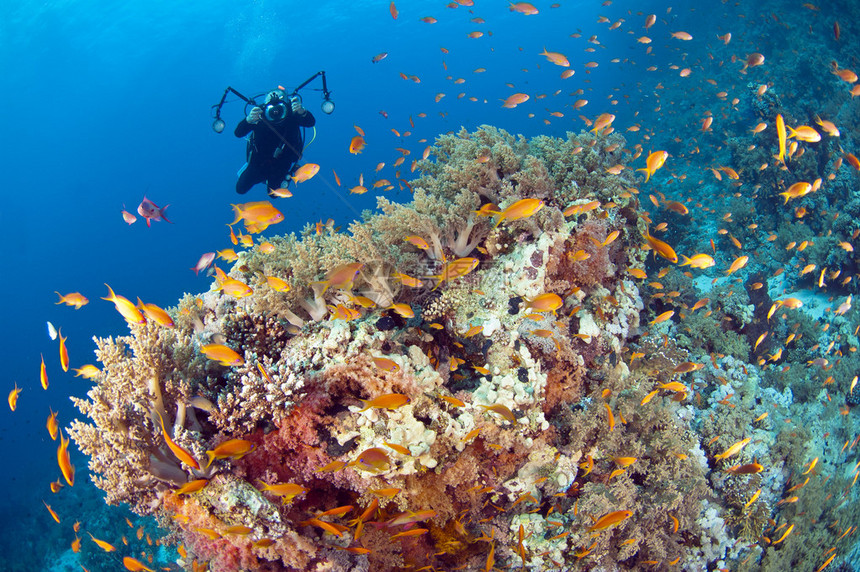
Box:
[264, 94, 289, 123]
[211, 71, 334, 133]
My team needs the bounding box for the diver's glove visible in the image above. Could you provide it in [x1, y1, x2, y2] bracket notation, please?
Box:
[291, 99, 304, 114]
[246, 107, 262, 124]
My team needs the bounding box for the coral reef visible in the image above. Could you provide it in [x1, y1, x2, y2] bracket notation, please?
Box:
[68, 124, 860, 571]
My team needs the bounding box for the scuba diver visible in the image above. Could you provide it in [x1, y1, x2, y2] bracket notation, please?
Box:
[234, 89, 316, 195]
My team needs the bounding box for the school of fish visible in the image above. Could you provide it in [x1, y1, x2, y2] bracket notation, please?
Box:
[12, 1, 860, 571]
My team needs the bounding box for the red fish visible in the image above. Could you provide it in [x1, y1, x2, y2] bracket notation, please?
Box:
[137, 196, 172, 227]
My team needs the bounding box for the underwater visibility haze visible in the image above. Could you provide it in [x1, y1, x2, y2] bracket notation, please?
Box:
[2, 0, 860, 570]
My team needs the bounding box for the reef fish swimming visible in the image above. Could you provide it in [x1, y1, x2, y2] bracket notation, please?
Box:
[137, 196, 172, 227]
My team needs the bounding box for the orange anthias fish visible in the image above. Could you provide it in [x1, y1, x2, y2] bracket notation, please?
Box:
[200, 344, 244, 366]
[388, 509, 437, 526]
[494, 198, 544, 227]
[404, 235, 430, 250]
[390, 528, 429, 540]
[659, 382, 688, 393]
[123, 556, 155, 572]
[510, 2, 538, 14]
[438, 394, 466, 407]
[524, 293, 563, 313]
[206, 439, 256, 468]
[679, 254, 715, 269]
[313, 262, 364, 293]
[57, 431, 75, 486]
[269, 186, 293, 198]
[384, 442, 410, 455]
[316, 460, 347, 473]
[87, 532, 116, 552]
[831, 63, 858, 83]
[725, 255, 749, 275]
[481, 403, 517, 423]
[776, 114, 787, 165]
[8, 383, 21, 412]
[673, 362, 705, 374]
[664, 201, 688, 215]
[349, 135, 366, 154]
[317, 505, 354, 517]
[102, 284, 146, 325]
[46, 408, 58, 440]
[55, 291, 89, 309]
[156, 411, 200, 470]
[393, 272, 423, 288]
[588, 510, 633, 531]
[650, 311, 674, 325]
[58, 328, 69, 373]
[257, 481, 309, 501]
[591, 113, 616, 133]
[358, 393, 411, 412]
[540, 47, 569, 67]
[292, 163, 320, 183]
[644, 232, 678, 263]
[779, 182, 813, 203]
[351, 447, 390, 472]
[814, 116, 839, 137]
[714, 437, 751, 461]
[174, 479, 209, 495]
[136, 299, 175, 327]
[787, 125, 821, 143]
[741, 52, 765, 71]
[640, 389, 659, 405]
[213, 267, 254, 299]
[43, 500, 60, 523]
[388, 303, 414, 318]
[636, 150, 668, 183]
[502, 93, 530, 108]
[773, 523, 794, 544]
[224, 525, 253, 535]
[431, 257, 480, 289]
[230, 201, 284, 234]
[724, 460, 763, 475]
[261, 274, 290, 292]
[40, 353, 49, 390]
[301, 517, 347, 536]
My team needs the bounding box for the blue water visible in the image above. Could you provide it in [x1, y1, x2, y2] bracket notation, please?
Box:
[2, 0, 856, 569]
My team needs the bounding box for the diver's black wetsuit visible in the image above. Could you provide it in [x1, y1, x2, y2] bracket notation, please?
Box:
[234, 109, 316, 194]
